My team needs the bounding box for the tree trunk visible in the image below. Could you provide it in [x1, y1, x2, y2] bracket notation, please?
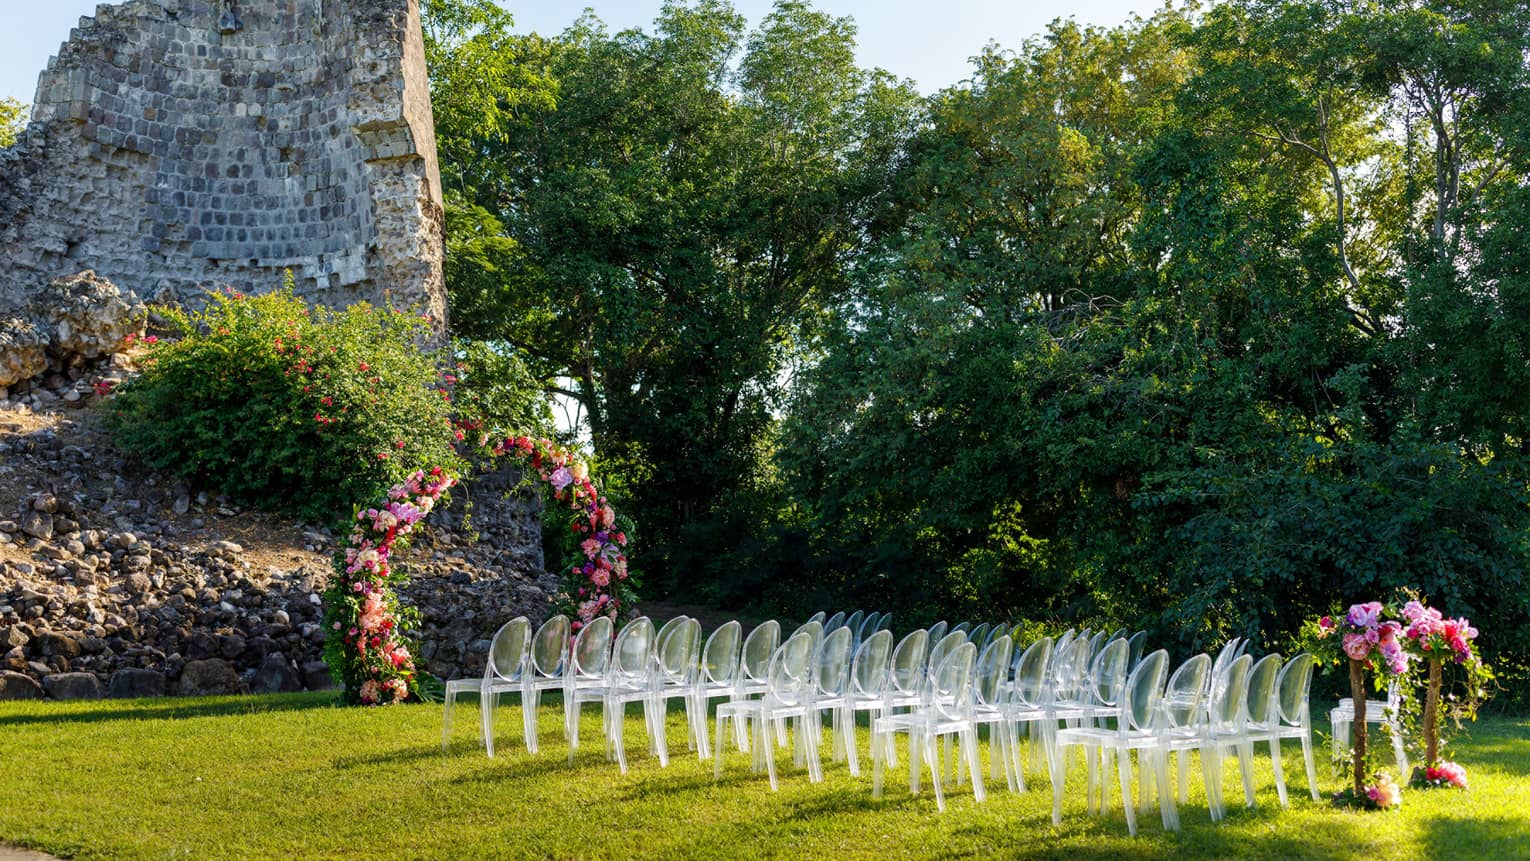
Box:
[1349, 658, 1368, 796]
[1423, 658, 1442, 769]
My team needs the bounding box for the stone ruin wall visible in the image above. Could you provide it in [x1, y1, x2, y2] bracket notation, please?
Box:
[0, 0, 446, 329]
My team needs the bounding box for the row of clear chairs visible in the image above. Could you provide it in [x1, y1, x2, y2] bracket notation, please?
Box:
[441, 612, 1320, 836]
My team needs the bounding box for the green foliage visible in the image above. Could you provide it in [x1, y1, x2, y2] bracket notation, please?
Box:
[106, 289, 465, 522]
[0, 98, 24, 147]
[450, 339, 555, 440]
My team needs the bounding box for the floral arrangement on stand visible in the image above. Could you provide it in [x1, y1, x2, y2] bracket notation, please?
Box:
[1399, 597, 1489, 790]
[322, 467, 458, 705]
[1307, 601, 1413, 808]
[484, 435, 638, 631]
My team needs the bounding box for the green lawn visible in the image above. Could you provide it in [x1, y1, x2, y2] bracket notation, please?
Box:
[0, 694, 1526, 860]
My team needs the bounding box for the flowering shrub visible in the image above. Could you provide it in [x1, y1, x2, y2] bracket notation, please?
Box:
[322, 467, 458, 704]
[106, 287, 465, 519]
[1333, 771, 1404, 810]
[1310, 601, 1412, 677]
[484, 435, 638, 629]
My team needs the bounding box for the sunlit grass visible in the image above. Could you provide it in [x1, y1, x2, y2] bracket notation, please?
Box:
[0, 693, 1525, 859]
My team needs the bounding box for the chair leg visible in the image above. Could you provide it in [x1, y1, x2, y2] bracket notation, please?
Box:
[1270, 737, 1289, 807]
[805, 714, 825, 783]
[524, 687, 541, 755]
[963, 729, 986, 803]
[872, 724, 886, 798]
[713, 709, 728, 780]
[842, 708, 861, 777]
[441, 689, 455, 752]
[611, 699, 629, 774]
[1050, 738, 1068, 825]
[926, 731, 947, 812]
[648, 697, 671, 768]
[1237, 741, 1256, 808]
[1176, 749, 1189, 804]
[1201, 743, 1225, 823]
[764, 712, 781, 792]
[1154, 749, 1180, 832]
[566, 696, 581, 764]
[1389, 719, 1410, 775]
[481, 689, 495, 759]
[1117, 744, 1137, 836]
[1300, 732, 1320, 800]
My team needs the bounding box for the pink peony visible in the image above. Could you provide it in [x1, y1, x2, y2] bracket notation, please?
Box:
[359, 679, 381, 705]
[549, 466, 573, 490]
[358, 593, 388, 633]
[590, 569, 610, 587]
[1346, 602, 1383, 629]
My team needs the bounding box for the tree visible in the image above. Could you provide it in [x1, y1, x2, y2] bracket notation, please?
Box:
[0, 98, 26, 147]
[432, 0, 919, 594]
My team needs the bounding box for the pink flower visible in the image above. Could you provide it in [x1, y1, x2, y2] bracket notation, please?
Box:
[580, 537, 602, 558]
[1346, 602, 1383, 629]
[1343, 633, 1371, 661]
[549, 466, 573, 490]
[590, 568, 610, 587]
[359, 679, 381, 705]
[358, 593, 388, 632]
[1317, 616, 1336, 636]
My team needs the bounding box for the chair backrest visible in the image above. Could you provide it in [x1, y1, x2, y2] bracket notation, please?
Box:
[930, 641, 978, 720]
[824, 610, 846, 632]
[740, 620, 781, 684]
[852, 629, 894, 698]
[1209, 653, 1253, 733]
[968, 622, 992, 652]
[927, 629, 968, 679]
[1159, 653, 1211, 731]
[1049, 634, 1092, 704]
[844, 610, 865, 640]
[530, 614, 571, 678]
[816, 626, 854, 698]
[791, 620, 825, 659]
[1126, 630, 1148, 669]
[610, 616, 655, 685]
[859, 611, 883, 643]
[876, 613, 893, 632]
[486, 616, 532, 683]
[767, 630, 815, 706]
[1013, 636, 1053, 708]
[1087, 629, 1108, 661]
[1054, 628, 1076, 656]
[806, 611, 827, 626]
[701, 620, 743, 686]
[1211, 637, 1242, 684]
[888, 628, 930, 696]
[1243, 652, 1283, 729]
[975, 634, 1013, 707]
[654, 615, 689, 657]
[1275, 653, 1315, 727]
[570, 615, 614, 678]
[1088, 637, 1131, 709]
[926, 620, 949, 644]
[657, 617, 702, 684]
[1107, 627, 1127, 643]
[951, 621, 971, 636]
[1122, 649, 1170, 733]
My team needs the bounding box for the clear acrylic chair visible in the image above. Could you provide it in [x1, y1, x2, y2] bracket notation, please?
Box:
[999, 634, 1054, 786]
[926, 620, 949, 645]
[827, 628, 895, 775]
[825, 610, 846, 632]
[967, 634, 1017, 791]
[650, 616, 705, 761]
[844, 610, 865, 646]
[877, 628, 930, 767]
[951, 621, 971, 636]
[926, 629, 969, 684]
[872, 641, 982, 812]
[1205, 652, 1281, 812]
[1162, 653, 1250, 823]
[876, 613, 893, 632]
[517, 614, 571, 755]
[562, 615, 615, 760]
[713, 630, 816, 790]
[689, 620, 743, 760]
[591, 616, 667, 773]
[806, 611, 827, 627]
[1051, 649, 1172, 836]
[858, 611, 883, 646]
[1330, 676, 1409, 777]
[727, 619, 781, 752]
[1145, 652, 1211, 816]
[442, 615, 530, 755]
[1126, 630, 1148, 670]
[1250, 653, 1320, 804]
[967, 623, 992, 653]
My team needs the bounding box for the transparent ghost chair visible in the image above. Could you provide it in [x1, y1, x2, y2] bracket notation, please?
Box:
[1160, 653, 1250, 823]
[713, 630, 816, 790]
[784, 625, 855, 780]
[727, 619, 782, 752]
[650, 616, 706, 761]
[825, 610, 846, 633]
[857, 611, 883, 648]
[588, 616, 666, 773]
[561, 615, 615, 760]
[951, 621, 972, 637]
[1145, 652, 1211, 815]
[826, 628, 894, 775]
[876, 613, 893, 632]
[1330, 676, 1409, 777]
[844, 610, 865, 645]
[967, 623, 992, 653]
[966, 634, 1017, 791]
[1051, 649, 1172, 836]
[926, 629, 969, 686]
[688, 620, 743, 760]
[1249, 653, 1320, 804]
[1055, 639, 1131, 800]
[1217, 652, 1283, 809]
[876, 628, 930, 767]
[998, 635, 1054, 788]
[442, 615, 530, 755]
[1126, 630, 1149, 671]
[517, 614, 572, 755]
[926, 620, 949, 645]
[1200, 653, 1262, 814]
[872, 641, 982, 812]
[806, 611, 827, 627]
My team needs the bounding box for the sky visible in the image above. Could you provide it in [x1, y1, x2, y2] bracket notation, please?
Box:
[1, 1, 1157, 105]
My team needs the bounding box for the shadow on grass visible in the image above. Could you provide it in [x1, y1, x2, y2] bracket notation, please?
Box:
[0, 691, 339, 726]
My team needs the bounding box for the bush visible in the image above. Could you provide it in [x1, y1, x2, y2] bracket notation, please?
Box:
[107, 288, 465, 521]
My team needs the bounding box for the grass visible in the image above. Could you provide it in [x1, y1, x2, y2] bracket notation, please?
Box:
[0, 694, 1526, 860]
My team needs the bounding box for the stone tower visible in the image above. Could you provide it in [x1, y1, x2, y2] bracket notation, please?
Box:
[0, 0, 446, 330]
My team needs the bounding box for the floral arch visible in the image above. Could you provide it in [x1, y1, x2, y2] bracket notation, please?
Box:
[322, 436, 636, 705]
